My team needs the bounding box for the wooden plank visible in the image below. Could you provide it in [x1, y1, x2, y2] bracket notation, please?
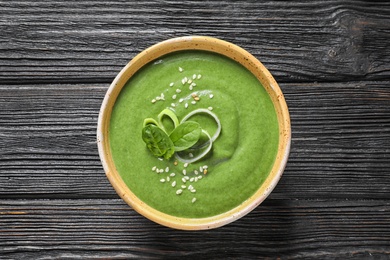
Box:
[0, 81, 389, 199]
[0, 199, 389, 258]
[0, 1, 389, 83]
[275, 81, 390, 199]
[0, 84, 114, 198]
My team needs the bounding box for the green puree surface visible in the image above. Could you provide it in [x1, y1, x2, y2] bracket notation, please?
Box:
[109, 51, 279, 218]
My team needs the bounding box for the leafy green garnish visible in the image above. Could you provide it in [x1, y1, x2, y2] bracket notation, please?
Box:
[141, 107, 221, 162]
[169, 121, 201, 151]
[142, 124, 174, 159]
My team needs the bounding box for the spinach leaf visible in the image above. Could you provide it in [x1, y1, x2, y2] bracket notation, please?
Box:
[142, 124, 174, 159]
[169, 121, 202, 151]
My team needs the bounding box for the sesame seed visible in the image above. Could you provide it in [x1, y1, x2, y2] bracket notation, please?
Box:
[152, 166, 157, 171]
[184, 163, 189, 168]
[188, 79, 192, 84]
[160, 179, 166, 183]
[192, 197, 197, 203]
[176, 89, 181, 93]
[203, 169, 208, 175]
[176, 189, 183, 195]
[189, 153, 194, 158]
[182, 177, 187, 183]
[208, 106, 213, 111]
[170, 82, 174, 87]
[198, 175, 203, 180]
[193, 74, 197, 80]
[191, 101, 196, 105]
[194, 170, 199, 175]
[197, 74, 202, 79]
[166, 176, 170, 182]
[184, 176, 190, 180]
[160, 93, 165, 99]
[190, 177, 195, 182]
[165, 167, 169, 172]
[171, 103, 176, 107]
[189, 85, 193, 91]
[170, 173, 175, 177]
[179, 67, 183, 72]
[181, 185, 186, 189]
[151, 99, 156, 103]
[182, 169, 187, 175]
[156, 97, 161, 101]
[199, 166, 203, 172]
[185, 103, 189, 108]
[191, 189, 196, 193]
[195, 177, 198, 182]
[172, 94, 177, 99]
[158, 158, 163, 161]
[174, 161, 178, 166]
[209, 94, 214, 99]
[191, 82, 197, 87]
[203, 165, 208, 169]
[172, 181, 176, 187]
[194, 96, 200, 101]
[159, 169, 165, 173]
[188, 185, 193, 190]
[179, 98, 184, 103]
[182, 77, 188, 84]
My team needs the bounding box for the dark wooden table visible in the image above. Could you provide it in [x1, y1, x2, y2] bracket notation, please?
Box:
[1, 1, 389, 259]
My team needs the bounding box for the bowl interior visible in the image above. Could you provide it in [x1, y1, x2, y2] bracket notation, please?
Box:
[97, 36, 291, 230]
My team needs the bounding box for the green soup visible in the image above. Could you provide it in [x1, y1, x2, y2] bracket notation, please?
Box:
[109, 51, 279, 218]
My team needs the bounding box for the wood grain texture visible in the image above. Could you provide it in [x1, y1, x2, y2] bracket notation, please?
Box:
[0, 82, 389, 200]
[1, 0, 390, 259]
[1, 199, 389, 259]
[0, 1, 389, 84]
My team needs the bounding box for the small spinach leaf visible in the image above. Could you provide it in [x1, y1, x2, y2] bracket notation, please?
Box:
[142, 124, 174, 159]
[169, 121, 201, 151]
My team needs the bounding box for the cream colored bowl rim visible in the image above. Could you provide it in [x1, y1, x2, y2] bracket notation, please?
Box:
[97, 36, 291, 230]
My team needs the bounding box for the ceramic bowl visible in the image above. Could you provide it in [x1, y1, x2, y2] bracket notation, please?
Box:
[97, 36, 290, 230]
